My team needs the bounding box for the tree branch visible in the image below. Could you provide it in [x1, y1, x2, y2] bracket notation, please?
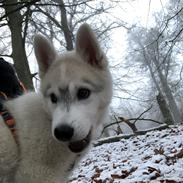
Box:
[0, 54, 12, 58]
[101, 117, 163, 136]
[0, 0, 40, 22]
[95, 124, 168, 146]
[22, 5, 32, 46]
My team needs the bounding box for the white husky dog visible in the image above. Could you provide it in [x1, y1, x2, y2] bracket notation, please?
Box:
[0, 24, 112, 183]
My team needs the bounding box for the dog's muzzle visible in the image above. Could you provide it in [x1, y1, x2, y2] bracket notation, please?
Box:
[68, 129, 91, 153]
[54, 124, 92, 153]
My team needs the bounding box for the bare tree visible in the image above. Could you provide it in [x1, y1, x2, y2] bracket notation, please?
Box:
[1, 0, 39, 89]
[0, 0, 127, 90]
[126, 16, 182, 124]
[27, 0, 126, 52]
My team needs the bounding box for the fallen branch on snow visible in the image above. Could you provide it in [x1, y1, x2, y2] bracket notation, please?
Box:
[94, 124, 168, 146]
[101, 105, 164, 136]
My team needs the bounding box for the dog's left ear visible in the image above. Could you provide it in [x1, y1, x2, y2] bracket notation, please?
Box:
[76, 23, 107, 69]
[34, 34, 57, 78]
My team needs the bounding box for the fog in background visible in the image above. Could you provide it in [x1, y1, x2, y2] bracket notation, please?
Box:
[0, 0, 182, 136]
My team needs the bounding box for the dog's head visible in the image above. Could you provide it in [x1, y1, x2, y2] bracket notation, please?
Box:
[34, 24, 112, 153]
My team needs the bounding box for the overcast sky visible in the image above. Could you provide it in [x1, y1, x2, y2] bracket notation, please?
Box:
[109, 0, 167, 61]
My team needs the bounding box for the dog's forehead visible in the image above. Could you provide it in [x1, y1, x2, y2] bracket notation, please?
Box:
[42, 53, 105, 92]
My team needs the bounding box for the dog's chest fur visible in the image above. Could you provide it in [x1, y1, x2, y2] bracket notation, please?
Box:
[1, 92, 82, 183]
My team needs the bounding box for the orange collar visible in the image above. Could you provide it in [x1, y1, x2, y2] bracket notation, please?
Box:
[0, 80, 26, 145]
[0, 92, 18, 144]
[0, 107, 18, 144]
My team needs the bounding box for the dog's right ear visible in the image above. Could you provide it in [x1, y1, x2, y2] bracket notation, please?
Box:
[76, 23, 107, 69]
[34, 34, 57, 78]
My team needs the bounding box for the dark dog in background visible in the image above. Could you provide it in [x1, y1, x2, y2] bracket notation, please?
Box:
[0, 58, 23, 99]
[0, 58, 25, 117]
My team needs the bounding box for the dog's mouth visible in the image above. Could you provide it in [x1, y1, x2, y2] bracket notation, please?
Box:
[68, 129, 92, 153]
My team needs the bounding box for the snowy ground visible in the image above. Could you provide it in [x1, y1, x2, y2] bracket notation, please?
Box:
[69, 125, 183, 183]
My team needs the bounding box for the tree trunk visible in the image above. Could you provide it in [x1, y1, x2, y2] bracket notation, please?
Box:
[3, 0, 34, 90]
[142, 50, 174, 124]
[59, 0, 74, 51]
[153, 58, 182, 123]
[156, 92, 174, 125]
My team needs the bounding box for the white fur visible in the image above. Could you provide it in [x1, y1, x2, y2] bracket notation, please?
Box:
[0, 24, 112, 183]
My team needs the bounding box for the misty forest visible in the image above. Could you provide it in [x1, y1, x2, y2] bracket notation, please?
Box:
[0, 0, 183, 135]
[1, 0, 183, 136]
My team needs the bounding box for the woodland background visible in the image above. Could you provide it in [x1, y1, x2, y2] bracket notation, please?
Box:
[0, 0, 183, 137]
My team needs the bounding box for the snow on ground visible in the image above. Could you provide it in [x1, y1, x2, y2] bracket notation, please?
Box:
[69, 125, 183, 183]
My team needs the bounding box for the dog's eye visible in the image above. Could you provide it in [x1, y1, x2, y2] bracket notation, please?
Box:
[50, 93, 58, 103]
[77, 88, 91, 100]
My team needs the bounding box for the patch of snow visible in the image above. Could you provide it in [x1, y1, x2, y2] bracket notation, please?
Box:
[69, 125, 183, 182]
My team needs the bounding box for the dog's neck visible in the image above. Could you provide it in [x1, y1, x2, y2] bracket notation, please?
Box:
[5, 92, 86, 182]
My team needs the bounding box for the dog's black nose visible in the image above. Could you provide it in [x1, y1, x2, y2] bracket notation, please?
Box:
[54, 124, 74, 141]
